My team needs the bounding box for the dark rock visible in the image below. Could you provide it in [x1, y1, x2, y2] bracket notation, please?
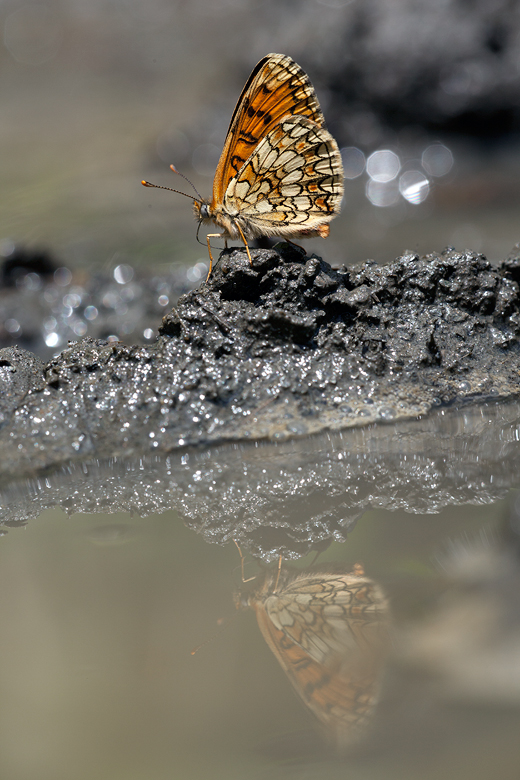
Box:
[1, 247, 57, 288]
[159, 308, 183, 338]
[0, 246, 520, 484]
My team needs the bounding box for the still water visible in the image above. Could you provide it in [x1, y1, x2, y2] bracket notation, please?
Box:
[0, 404, 519, 780]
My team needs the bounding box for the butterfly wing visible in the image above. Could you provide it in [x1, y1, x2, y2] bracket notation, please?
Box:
[251, 570, 388, 747]
[223, 115, 344, 239]
[212, 54, 325, 207]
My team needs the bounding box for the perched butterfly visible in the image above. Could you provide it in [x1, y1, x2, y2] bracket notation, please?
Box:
[142, 53, 344, 279]
[236, 561, 389, 750]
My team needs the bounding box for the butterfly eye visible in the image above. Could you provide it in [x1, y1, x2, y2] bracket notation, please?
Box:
[200, 204, 210, 219]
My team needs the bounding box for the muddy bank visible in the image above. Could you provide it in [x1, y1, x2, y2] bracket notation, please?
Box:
[1, 400, 519, 559]
[1, 244, 520, 484]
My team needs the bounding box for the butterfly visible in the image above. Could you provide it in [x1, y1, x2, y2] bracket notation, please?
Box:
[142, 54, 344, 279]
[235, 561, 389, 750]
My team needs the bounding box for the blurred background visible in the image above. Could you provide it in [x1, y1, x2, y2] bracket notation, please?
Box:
[1, 0, 520, 355]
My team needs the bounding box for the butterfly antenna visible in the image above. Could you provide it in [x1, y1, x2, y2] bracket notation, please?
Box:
[170, 164, 203, 201]
[141, 180, 199, 201]
[190, 613, 238, 656]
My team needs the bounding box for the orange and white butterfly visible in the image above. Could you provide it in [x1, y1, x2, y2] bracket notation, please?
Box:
[142, 54, 344, 278]
[236, 561, 389, 750]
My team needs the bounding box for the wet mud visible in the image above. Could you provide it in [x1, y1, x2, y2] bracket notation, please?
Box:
[0, 400, 519, 559]
[1, 244, 520, 486]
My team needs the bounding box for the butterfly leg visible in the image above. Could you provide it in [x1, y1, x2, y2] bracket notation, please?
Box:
[272, 554, 283, 593]
[233, 539, 257, 583]
[204, 233, 225, 281]
[235, 223, 253, 267]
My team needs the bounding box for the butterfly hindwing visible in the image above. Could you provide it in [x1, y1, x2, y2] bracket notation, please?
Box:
[223, 115, 343, 237]
[256, 605, 380, 744]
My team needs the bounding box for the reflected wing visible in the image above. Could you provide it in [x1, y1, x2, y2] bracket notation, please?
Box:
[251, 569, 388, 747]
[224, 115, 343, 237]
[212, 54, 325, 207]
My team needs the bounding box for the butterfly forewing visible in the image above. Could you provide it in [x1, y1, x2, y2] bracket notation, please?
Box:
[212, 53, 325, 205]
[244, 566, 389, 749]
[224, 116, 343, 237]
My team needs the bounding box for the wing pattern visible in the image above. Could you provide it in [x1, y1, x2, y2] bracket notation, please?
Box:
[224, 116, 343, 238]
[212, 53, 325, 205]
[245, 566, 389, 749]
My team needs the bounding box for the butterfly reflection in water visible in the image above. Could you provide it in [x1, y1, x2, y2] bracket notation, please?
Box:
[235, 562, 390, 750]
[142, 53, 344, 279]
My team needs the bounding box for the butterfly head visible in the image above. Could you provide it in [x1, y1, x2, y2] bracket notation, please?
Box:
[193, 199, 213, 224]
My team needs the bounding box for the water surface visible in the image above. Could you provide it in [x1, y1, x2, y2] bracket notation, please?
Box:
[0, 403, 519, 779]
